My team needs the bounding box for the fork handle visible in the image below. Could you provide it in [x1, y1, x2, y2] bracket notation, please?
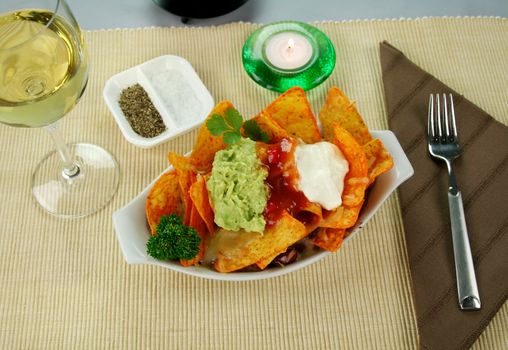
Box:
[448, 190, 481, 310]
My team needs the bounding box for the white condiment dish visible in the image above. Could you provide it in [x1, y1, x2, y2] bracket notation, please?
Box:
[112, 130, 414, 281]
[103, 55, 214, 148]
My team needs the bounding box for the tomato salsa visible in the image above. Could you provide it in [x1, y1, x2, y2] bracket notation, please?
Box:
[261, 138, 311, 226]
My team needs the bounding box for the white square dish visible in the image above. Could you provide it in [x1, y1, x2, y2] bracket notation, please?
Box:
[112, 130, 414, 281]
[103, 55, 214, 148]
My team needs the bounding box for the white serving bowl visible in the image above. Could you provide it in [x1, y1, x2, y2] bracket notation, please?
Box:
[112, 130, 413, 281]
[103, 55, 214, 148]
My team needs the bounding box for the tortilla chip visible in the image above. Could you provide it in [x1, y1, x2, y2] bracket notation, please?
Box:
[243, 110, 289, 143]
[363, 138, 394, 186]
[335, 202, 364, 229]
[293, 201, 323, 228]
[319, 86, 373, 145]
[145, 170, 184, 235]
[320, 206, 345, 228]
[215, 212, 306, 273]
[180, 204, 207, 266]
[189, 174, 215, 235]
[255, 219, 321, 270]
[318, 126, 368, 229]
[190, 101, 235, 172]
[264, 87, 321, 144]
[168, 152, 197, 226]
[332, 125, 369, 207]
[319, 202, 363, 230]
[255, 250, 280, 270]
[310, 227, 346, 252]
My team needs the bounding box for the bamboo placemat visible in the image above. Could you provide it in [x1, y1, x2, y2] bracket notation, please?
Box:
[1, 18, 507, 349]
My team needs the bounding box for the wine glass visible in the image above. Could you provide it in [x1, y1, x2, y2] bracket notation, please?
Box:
[0, 0, 120, 218]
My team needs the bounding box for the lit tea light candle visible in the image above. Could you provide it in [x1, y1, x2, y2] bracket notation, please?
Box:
[264, 32, 314, 70]
[242, 21, 335, 91]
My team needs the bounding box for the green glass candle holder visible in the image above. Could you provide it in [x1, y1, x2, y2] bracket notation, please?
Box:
[242, 21, 336, 92]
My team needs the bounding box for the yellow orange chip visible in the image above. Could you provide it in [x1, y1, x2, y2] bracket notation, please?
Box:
[335, 203, 364, 229]
[168, 152, 197, 226]
[363, 138, 394, 185]
[293, 201, 323, 229]
[255, 251, 279, 270]
[332, 125, 369, 207]
[310, 227, 346, 252]
[244, 110, 289, 143]
[264, 87, 321, 144]
[189, 174, 215, 235]
[190, 101, 235, 172]
[319, 86, 373, 145]
[256, 222, 321, 270]
[145, 170, 184, 235]
[180, 203, 207, 267]
[320, 206, 345, 229]
[320, 202, 364, 230]
[215, 212, 306, 273]
[318, 126, 368, 230]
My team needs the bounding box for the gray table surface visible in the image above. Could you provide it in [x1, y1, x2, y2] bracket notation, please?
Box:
[67, 0, 508, 30]
[1, 1, 507, 29]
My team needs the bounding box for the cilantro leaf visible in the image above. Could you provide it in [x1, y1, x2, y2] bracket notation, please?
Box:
[206, 114, 228, 136]
[243, 119, 270, 143]
[205, 108, 268, 146]
[223, 131, 242, 145]
[225, 108, 243, 132]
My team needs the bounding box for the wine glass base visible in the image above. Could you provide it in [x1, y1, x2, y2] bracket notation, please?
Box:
[31, 143, 120, 218]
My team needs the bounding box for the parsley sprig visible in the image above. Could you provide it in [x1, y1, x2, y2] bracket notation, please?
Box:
[146, 214, 201, 261]
[206, 108, 270, 145]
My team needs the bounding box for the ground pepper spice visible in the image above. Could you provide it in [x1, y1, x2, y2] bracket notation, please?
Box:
[118, 84, 166, 138]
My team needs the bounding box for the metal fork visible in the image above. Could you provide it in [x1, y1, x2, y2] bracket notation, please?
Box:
[427, 94, 481, 311]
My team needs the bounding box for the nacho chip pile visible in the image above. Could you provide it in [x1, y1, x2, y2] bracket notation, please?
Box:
[146, 86, 394, 273]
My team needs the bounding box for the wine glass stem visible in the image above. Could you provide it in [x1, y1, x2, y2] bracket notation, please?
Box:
[44, 122, 80, 179]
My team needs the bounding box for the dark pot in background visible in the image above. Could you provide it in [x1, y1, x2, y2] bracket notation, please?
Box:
[153, 0, 249, 18]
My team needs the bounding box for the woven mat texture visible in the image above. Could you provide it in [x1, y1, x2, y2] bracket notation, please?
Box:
[0, 18, 507, 349]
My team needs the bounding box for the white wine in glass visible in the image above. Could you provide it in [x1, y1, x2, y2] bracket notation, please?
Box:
[0, 0, 120, 217]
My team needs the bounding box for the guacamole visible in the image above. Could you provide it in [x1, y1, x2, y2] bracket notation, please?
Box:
[206, 138, 268, 233]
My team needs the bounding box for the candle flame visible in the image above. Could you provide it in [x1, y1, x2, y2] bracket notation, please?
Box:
[287, 38, 295, 49]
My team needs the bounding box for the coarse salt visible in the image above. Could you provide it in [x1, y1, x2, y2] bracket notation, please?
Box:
[149, 69, 202, 128]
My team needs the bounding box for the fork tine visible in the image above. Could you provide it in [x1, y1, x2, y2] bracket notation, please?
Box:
[428, 94, 435, 138]
[436, 94, 442, 138]
[449, 94, 458, 139]
[443, 94, 450, 138]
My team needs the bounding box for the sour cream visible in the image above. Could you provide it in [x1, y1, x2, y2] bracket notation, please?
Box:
[294, 142, 349, 210]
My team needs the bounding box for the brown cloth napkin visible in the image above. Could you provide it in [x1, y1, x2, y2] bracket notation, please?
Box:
[379, 41, 508, 350]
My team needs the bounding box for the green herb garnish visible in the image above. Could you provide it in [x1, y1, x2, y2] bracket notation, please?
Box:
[207, 108, 243, 145]
[206, 108, 270, 144]
[243, 119, 270, 143]
[146, 214, 201, 261]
